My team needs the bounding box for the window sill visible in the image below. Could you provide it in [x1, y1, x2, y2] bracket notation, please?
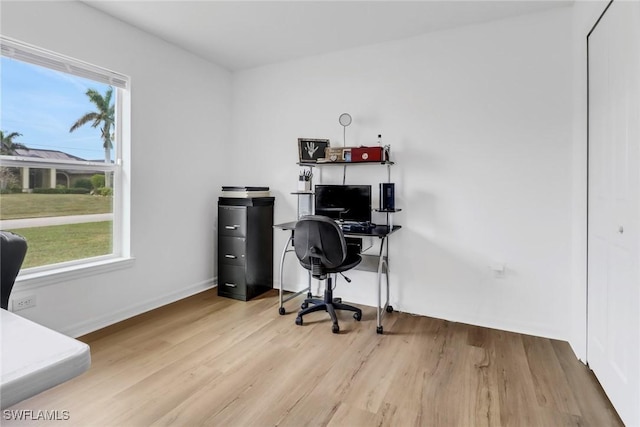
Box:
[15, 257, 135, 290]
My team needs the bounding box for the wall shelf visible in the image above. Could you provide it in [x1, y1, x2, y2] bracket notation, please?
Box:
[298, 160, 394, 167]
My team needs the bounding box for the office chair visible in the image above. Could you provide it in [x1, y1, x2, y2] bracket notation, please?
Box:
[1, 231, 28, 310]
[294, 215, 362, 333]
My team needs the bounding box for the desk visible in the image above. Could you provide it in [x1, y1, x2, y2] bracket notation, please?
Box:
[274, 221, 401, 333]
[0, 309, 91, 409]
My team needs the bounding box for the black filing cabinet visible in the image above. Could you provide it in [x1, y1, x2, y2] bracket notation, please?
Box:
[218, 197, 274, 301]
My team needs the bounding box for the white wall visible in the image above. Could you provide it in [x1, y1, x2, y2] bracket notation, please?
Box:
[231, 7, 574, 340]
[2, 1, 232, 336]
[2, 1, 589, 345]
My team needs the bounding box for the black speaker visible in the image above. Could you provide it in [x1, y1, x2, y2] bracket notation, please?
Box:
[380, 183, 395, 211]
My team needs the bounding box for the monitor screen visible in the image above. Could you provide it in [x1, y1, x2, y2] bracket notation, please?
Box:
[314, 185, 372, 223]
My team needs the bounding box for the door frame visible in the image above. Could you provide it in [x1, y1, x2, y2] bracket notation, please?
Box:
[585, 0, 613, 365]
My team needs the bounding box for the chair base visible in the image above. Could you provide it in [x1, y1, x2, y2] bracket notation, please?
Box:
[295, 276, 362, 333]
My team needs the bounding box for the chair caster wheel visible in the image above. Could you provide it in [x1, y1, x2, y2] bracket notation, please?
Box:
[333, 297, 342, 304]
[295, 316, 303, 326]
[301, 302, 309, 309]
[376, 326, 383, 334]
[386, 305, 394, 313]
[279, 307, 285, 315]
[353, 312, 362, 321]
[332, 323, 340, 334]
[307, 292, 313, 299]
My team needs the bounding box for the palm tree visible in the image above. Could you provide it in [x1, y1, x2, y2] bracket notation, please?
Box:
[0, 130, 26, 155]
[69, 86, 115, 187]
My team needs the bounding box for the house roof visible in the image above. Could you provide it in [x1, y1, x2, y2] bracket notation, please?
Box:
[13, 148, 86, 162]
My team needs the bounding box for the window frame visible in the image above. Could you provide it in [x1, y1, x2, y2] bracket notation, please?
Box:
[0, 36, 132, 287]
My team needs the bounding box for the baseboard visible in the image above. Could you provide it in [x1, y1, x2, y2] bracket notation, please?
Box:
[399, 304, 567, 342]
[64, 277, 216, 338]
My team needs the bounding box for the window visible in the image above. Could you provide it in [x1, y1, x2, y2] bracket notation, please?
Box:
[0, 36, 130, 278]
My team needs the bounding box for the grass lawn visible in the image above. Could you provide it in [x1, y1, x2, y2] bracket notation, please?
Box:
[8, 221, 112, 268]
[0, 193, 112, 220]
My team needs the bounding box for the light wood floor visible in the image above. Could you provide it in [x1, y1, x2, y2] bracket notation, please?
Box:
[6, 289, 622, 426]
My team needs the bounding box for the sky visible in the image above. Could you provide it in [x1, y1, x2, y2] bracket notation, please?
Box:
[1, 56, 113, 161]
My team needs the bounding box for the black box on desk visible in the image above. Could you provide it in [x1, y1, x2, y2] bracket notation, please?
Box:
[380, 183, 395, 211]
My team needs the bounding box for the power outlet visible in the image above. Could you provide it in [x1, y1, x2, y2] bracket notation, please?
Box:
[12, 295, 36, 311]
[489, 263, 507, 279]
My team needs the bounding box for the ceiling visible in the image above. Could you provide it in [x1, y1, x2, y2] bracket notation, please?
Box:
[84, 1, 571, 71]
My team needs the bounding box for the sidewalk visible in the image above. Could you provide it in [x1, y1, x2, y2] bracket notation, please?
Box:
[0, 213, 113, 230]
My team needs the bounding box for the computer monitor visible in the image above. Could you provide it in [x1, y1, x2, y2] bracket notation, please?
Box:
[314, 185, 372, 224]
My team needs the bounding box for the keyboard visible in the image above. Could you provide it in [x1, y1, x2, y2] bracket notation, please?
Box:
[340, 222, 374, 233]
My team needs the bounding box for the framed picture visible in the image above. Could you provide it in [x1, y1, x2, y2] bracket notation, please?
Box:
[298, 138, 330, 163]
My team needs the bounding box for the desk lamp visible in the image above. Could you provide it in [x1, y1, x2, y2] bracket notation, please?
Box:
[339, 113, 352, 146]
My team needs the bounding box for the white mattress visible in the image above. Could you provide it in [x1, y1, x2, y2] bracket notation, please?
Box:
[0, 309, 91, 409]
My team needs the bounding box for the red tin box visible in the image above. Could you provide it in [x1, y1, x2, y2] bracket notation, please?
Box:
[351, 146, 383, 162]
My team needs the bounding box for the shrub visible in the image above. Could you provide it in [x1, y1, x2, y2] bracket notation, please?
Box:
[90, 174, 105, 190]
[0, 184, 22, 194]
[74, 178, 92, 190]
[96, 187, 113, 197]
[33, 187, 90, 194]
[0, 167, 20, 192]
[0, 188, 20, 194]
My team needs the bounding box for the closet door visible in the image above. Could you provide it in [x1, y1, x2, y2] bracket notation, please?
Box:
[587, 1, 640, 425]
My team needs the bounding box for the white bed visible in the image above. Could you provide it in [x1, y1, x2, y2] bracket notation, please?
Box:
[0, 309, 91, 409]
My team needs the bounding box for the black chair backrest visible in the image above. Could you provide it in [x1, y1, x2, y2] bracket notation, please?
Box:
[1, 231, 28, 310]
[294, 216, 347, 277]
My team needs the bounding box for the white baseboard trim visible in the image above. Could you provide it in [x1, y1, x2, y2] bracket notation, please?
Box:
[64, 277, 216, 338]
[397, 303, 567, 342]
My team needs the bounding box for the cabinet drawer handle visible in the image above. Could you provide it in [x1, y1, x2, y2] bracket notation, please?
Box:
[225, 225, 240, 230]
[224, 254, 237, 259]
[224, 283, 237, 288]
